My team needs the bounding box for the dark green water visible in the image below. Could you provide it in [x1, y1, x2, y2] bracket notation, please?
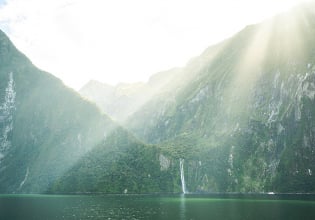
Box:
[1, 194, 315, 220]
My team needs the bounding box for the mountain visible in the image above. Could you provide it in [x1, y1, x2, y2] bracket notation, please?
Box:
[124, 4, 315, 192]
[79, 68, 181, 122]
[0, 29, 182, 194]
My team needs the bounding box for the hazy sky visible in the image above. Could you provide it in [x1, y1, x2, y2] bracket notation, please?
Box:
[0, 0, 308, 90]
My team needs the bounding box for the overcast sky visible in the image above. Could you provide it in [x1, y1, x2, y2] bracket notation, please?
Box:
[0, 0, 307, 90]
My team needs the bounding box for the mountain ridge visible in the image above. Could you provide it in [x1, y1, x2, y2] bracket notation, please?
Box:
[79, 67, 182, 122]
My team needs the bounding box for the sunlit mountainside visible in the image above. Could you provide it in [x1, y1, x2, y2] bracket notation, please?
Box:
[1, 3, 315, 194]
[125, 4, 315, 192]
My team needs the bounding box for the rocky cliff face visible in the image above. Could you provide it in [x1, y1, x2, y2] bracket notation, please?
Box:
[125, 4, 315, 193]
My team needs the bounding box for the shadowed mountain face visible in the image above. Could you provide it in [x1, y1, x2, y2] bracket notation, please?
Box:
[0, 29, 118, 193]
[1, 3, 315, 194]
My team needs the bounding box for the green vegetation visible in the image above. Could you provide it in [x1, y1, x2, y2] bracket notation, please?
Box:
[49, 128, 178, 193]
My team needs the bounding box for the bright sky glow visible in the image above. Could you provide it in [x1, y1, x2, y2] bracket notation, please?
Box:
[0, 0, 308, 90]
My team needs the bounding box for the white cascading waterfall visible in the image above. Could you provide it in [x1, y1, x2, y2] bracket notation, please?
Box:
[179, 158, 187, 194]
[0, 72, 16, 161]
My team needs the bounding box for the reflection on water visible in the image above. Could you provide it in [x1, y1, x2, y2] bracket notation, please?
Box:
[60, 195, 163, 219]
[1, 194, 315, 220]
[179, 194, 186, 220]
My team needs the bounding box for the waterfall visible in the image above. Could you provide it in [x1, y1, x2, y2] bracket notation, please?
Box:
[18, 167, 29, 190]
[179, 158, 187, 194]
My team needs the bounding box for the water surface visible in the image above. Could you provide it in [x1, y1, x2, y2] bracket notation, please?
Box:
[1, 193, 315, 219]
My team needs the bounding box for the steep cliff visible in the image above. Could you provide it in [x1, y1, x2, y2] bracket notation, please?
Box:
[126, 4, 315, 193]
[0, 29, 116, 193]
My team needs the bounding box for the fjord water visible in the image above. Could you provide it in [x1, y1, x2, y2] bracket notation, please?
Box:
[1, 194, 315, 220]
